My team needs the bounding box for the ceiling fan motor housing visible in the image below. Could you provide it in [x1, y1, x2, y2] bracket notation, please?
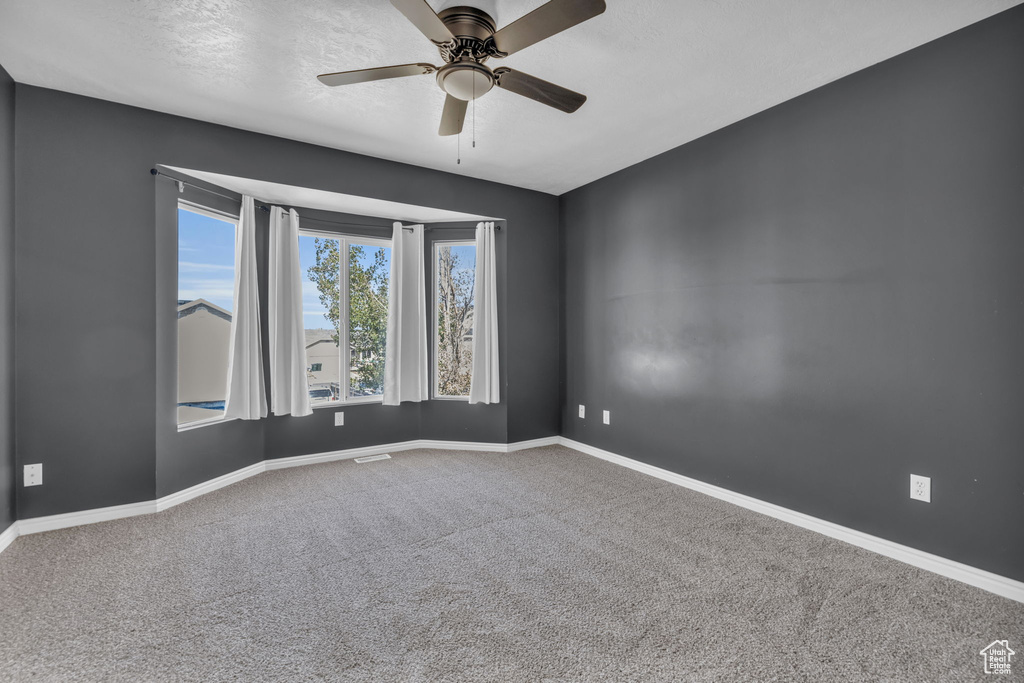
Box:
[437, 6, 497, 44]
[434, 6, 498, 100]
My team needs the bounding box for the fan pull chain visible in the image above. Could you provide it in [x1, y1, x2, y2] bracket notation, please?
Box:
[472, 77, 476, 148]
[457, 128, 461, 165]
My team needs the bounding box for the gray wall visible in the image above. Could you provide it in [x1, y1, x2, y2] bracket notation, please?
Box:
[15, 85, 559, 518]
[560, 7, 1024, 581]
[0, 63, 15, 532]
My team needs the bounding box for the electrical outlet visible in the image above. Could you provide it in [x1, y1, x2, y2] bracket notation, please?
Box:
[24, 464, 42, 487]
[334, 411, 344, 427]
[910, 474, 931, 502]
[602, 410, 610, 425]
[578, 404, 585, 419]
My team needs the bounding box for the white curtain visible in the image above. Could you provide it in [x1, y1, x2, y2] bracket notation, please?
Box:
[224, 195, 268, 420]
[469, 221, 499, 404]
[268, 206, 312, 417]
[383, 222, 429, 405]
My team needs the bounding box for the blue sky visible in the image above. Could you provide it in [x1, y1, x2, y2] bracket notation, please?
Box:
[299, 235, 335, 330]
[444, 244, 476, 276]
[439, 244, 477, 304]
[178, 208, 236, 311]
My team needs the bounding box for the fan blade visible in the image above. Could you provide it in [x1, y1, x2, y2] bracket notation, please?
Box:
[439, 95, 467, 136]
[494, 68, 586, 113]
[390, 0, 456, 45]
[491, 0, 605, 56]
[317, 63, 436, 87]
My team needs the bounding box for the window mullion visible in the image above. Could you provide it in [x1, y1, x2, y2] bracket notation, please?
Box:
[432, 242, 440, 398]
[339, 237, 350, 403]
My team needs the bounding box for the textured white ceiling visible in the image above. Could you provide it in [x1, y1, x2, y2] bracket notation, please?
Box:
[1, 1, 1020, 195]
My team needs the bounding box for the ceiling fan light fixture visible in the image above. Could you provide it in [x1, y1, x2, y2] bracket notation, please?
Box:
[436, 61, 494, 101]
[319, 0, 605, 135]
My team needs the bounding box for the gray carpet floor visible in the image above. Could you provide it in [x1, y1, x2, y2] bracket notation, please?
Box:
[1, 445, 1021, 682]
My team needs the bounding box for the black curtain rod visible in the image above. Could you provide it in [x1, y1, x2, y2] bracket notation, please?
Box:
[150, 168, 499, 232]
[152, 168, 239, 204]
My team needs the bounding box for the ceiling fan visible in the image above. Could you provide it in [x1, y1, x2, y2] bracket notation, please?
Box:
[317, 0, 606, 136]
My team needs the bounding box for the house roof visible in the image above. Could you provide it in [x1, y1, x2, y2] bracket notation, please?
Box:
[304, 329, 336, 346]
[177, 298, 232, 322]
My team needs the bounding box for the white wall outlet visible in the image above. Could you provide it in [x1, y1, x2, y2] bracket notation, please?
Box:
[334, 411, 345, 427]
[578, 404, 586, 419]
[910, 474, 931, 502]
[24, 463, 42, 487]
[602, 410, 610, 425]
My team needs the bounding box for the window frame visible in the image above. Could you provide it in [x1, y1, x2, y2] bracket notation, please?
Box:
[432, 239, 476, 401]
[176, 199, 239, 430]
[299, 227, 392, 407]
[179, 199, 239, 228]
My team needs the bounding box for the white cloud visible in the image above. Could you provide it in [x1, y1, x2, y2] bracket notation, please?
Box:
[180, 275, 233, 289]
[178, 274, 235, 307]
[302, 279, 326, 296]
[179, 287, 234, 302]
[179, 261, 234, 272]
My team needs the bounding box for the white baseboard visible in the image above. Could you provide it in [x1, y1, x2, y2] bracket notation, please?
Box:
[506, 436, 562, 451]
[264, 440, 422, 470]
[419, 439, 516, 452]
[156, 462, 266, 512]
[259, 436, 562, 472]
[3, 435, 560, 547]
[0, 521, 18, 555]
[17, 499, 156, 536]
[418, 436, 561, 453]
[558, 437, 1024, 605]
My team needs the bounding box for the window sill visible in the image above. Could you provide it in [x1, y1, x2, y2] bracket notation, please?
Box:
[176, 397, 385, 429]
[311, 396, 384, 409]
[177, 415, 238, 432]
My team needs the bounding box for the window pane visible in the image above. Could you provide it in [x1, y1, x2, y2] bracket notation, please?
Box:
[300, 235, 342, 404]
[435, 243, 476, 397]
[177, 207, 235, 425]
[348, 243, 390, 398]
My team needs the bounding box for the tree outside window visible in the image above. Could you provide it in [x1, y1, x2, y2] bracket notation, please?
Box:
[435, 242, 476, 397]
[303, 235, 390, 399]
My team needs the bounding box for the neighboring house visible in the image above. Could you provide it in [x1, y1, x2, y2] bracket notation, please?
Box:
[304, 328, 382, 400]
[177, 299, 232, 411]
[305, 330, 341, 402]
